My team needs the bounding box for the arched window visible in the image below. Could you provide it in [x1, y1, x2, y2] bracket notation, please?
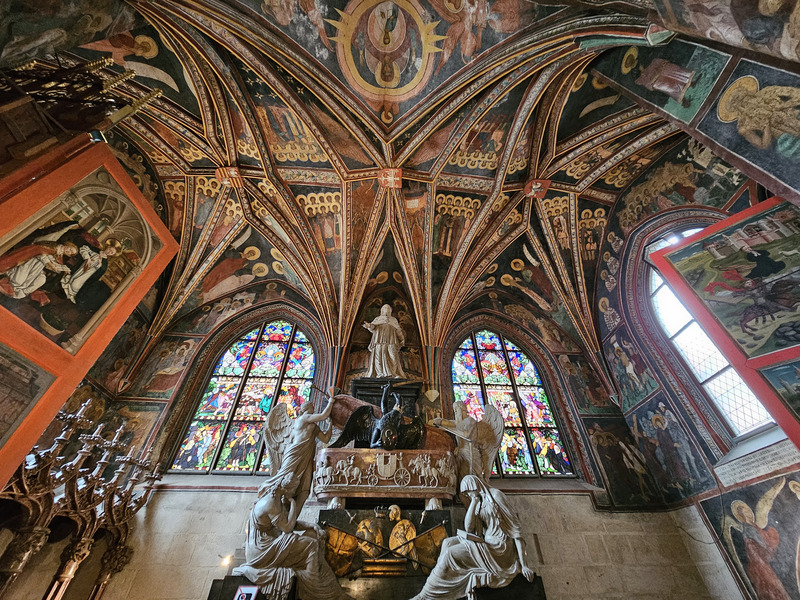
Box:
[646, 229, 773, 438]
[171, 319, 315, 473]
[451, 329, 573, 477]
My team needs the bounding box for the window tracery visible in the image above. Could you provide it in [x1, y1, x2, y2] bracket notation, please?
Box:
[171, 319, 315, 474]
[451, 328, 573, 477]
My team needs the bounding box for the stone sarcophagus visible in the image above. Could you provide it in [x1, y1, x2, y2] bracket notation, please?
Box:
[314, 448, 456, 508]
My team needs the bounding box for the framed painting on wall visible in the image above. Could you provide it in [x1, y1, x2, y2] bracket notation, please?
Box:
[650, 197, 800, 445]
[0, 137, 178, 485]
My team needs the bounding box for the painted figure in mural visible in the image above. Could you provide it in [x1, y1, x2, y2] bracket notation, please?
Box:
[263, 394, 336, 521]
[410, 475, 534, 600]
[363, 304, 406, 378]
[723, 477, 791, 600]
[232, 477, 351, 599]
[718, 76, 800, 159]
[434, 400, 503, 484]
[61, 243, 118, 311]
[634, 58, 696, 107]
[0, 242, 78, 303]
[598, 297, 621, 332]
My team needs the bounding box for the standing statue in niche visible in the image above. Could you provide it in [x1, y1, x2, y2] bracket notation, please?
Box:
[434, 401, 503, 484]
[410, 475, 535, 600]
[262, 393, 336, 523]
[363, 304, 406, 378]
[233, 477, 352, 600]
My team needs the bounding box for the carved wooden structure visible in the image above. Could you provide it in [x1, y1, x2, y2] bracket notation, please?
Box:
[0, 400, 159, 600]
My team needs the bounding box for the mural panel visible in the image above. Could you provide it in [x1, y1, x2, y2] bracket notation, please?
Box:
[123, 336, 199, 400]
[761, 359, 800, 421]
[592, 40, 730, 124]
[652, 0, 800, 63]
[698, 59, 800, 195]
[0, 167, 163, 354]
[585, 417, 659, 506]
[627, 393, 714, 500]
[701, 474, 800, 600]
[0, 344, 55, 449]
[658, 200, 800, 359]
[605, 327, 660, 412]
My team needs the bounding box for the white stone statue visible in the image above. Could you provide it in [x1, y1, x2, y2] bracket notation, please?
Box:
[434, 401, 503, 484]
[262, 395, 336, 523]
[232, 477, 351, 600]
[410, 475, 535, 600]
[362, 304, 406, 378]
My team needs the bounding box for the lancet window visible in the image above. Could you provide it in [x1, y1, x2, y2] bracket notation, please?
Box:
[451, 329, 573, 477]
[171, 319, 315, 474]
[646, 230, 773, 437]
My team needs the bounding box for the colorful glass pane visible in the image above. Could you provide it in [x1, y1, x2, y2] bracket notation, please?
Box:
[215, 421, 262, 471]
[284, 343, 315, 379]
[257, 445, 270, 474]
[171, 421, 224, 470]
[498, 429, 535, 475]
[459, 337, 473, 349]
[453, 385, 484, 420]
[529, 428, 572, 475]
[194, 379, 238, 420]
[242, 327, 261, 341]
[479, 351, 512, 385]
[486, 389, 522, 427]
[277, 379, 313, 417]
[518, 388, 554, 428]
[506, 350, 540, 386]
[293, 329, 309, 343]
[263, 320, 293, 341]
[250, 341, 287, 378]
[215, 340, 255, 377]
[474, 330, 502, 350]
[236, 380, 276, 420]
[452, 348, 480, 384]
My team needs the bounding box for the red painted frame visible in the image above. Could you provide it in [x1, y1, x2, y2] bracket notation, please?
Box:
[0, 137, 178, 487]
[650, 197, 800, 448]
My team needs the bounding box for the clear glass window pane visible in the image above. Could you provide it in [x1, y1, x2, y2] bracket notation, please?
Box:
[652, 285, 692, 336]
[703, 369, 773, 435]
[672, 322, 729, 382]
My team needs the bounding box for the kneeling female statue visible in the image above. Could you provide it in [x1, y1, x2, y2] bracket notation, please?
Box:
[233, 477, 351, 600]
[410, 475, 534, 600]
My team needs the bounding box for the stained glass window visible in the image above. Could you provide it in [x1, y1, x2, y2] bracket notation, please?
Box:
[647, 229, 773, 437]
[451, 329, 574, 477]
[171, 320, 316, 474]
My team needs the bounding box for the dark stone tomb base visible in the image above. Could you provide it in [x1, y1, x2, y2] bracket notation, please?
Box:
[350, 378, 422, 418]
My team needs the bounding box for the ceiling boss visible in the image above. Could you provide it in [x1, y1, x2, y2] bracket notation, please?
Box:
[327, 0, 445, 123]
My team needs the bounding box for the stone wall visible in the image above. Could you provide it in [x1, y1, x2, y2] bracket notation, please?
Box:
[4, 487, 745, 600]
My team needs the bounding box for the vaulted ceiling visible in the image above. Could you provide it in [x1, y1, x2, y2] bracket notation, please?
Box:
[3, 0, 703, 382]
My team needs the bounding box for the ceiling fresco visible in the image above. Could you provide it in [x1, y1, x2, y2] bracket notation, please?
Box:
[0, 0, 774, 392]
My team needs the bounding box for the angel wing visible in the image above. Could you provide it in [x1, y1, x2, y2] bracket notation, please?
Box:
[722, 513, 755, 598]
[755, 476, 785, 529]
[264, 403, 293, 476]
[478, 405, 504, 479]
[124, 60, 180, 91]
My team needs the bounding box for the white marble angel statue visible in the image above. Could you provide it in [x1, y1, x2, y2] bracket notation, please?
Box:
[261, 394, 336, 523]
[410, 475, 535, 600]
[434, 401, 503, 484]
[232, 477, 352, 600]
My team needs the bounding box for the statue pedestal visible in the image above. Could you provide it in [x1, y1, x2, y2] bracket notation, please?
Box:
[206, 575, 296, 600]
[315, 448, 455, 507]
[350, 379, 422, 418]
[474, 573, 547, 599]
